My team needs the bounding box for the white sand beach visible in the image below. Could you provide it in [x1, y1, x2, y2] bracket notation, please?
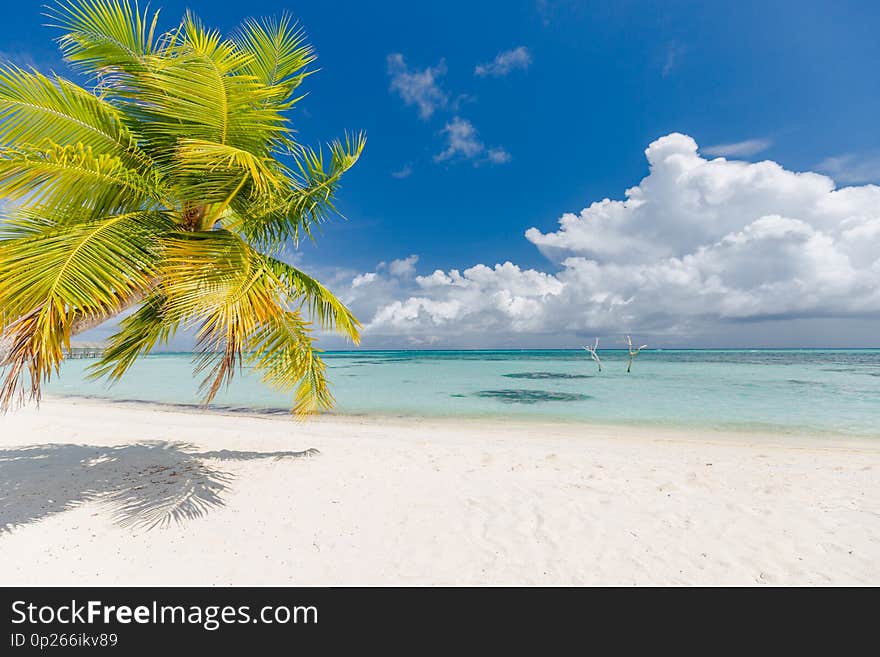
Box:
[1, 397, 878, 586]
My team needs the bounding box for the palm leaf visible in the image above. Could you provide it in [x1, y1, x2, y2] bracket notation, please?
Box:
[0, 142, 165, 215]
[171, 138, 285, 212]
[263, 256, 360, 342]
[0, 210, 167, 319]
[246, 310, 333, 416]
[0, 211, 169, 409]
[0, 65, 152, 171]
[233, 132, 365, 249]
[88, 292, 178, 381]
[157, 230, 341, 413]
[233, 14, 316, 92]
[47, 0, 161, 75]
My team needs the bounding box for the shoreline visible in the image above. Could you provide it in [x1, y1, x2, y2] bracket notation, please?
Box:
[43, 393, 880, 444]
[2, 398, 878, 585]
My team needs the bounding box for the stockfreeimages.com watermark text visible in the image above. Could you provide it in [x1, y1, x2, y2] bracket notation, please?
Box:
[11, 599, 318, 632]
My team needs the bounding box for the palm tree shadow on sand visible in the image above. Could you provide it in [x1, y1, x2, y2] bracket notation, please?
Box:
[0, 442, 318, 533]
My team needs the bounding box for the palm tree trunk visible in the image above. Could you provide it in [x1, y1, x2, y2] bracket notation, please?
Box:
[69, 285, 155, 337]
[0, 284, 155, 360]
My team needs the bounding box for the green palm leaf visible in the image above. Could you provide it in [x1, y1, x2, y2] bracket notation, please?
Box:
[0, 142, 165, 215]
[233, 14, 316, 93]
[233, 132, 366, 249]
[88, 292, 177, 381]
[0, 66, 152, 170]
[47, 0, 161, 75]
[0, 210, 170, 407]
[246, 310, 333, 416]
[263, 257, 360, 342]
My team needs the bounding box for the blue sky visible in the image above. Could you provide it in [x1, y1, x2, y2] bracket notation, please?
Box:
[4, 0, 880, 347]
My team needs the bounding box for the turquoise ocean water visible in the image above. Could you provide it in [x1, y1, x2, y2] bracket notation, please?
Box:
[45, 349, 880, 437]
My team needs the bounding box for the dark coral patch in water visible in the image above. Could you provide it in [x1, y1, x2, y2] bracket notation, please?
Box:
[786, 379, 826, 387]
[474, 389, 591, 404]
[503, 372, 591, 380]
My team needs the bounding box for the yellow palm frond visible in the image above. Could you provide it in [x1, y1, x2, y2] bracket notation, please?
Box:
[0, 66, 152, 170]
[246, 310, 333, 416]
[88, 292, 178, 381]
[47, 0, 161, 75]
[263, 257, 360, 343]
[157, 230, 349, 414]
[233, 132, 366, 249]
[0, 211, 169, 409]
[0, 142, 165, 215]
[173, 139, 284, 207]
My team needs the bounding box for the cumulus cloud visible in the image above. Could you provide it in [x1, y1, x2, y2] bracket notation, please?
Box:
[703, 138, 772, 157]
[332, 133, 880, 347]
[387, 53, 448, 119]
[475, 46, 532, 77]
[348, 256, 418, 291]
[435, 117, 511, 165]
[388, 255, 419, 277]
[351, 272, 378, 288]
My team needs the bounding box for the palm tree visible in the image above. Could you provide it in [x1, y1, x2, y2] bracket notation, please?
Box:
[0, 0, 364, 415]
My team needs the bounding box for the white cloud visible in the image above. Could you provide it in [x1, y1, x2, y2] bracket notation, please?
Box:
[388, 255, 419, 277]
[475, 46, 532, 77]
[703, 138, 772, 158]
[487, 147, 512, 164]
[435, 117, 483, 161]
[351, 272, 378, 288]
[434, 117, 511, 165]
[662, 41, 687, 77]
[387, 54, 513, 168]
[387, 53, 448, 120]
[347, 256, 418, 293]
[816, 153, 880, 184]
[331, 133, 880, 347]
[391, 163, 413, 179]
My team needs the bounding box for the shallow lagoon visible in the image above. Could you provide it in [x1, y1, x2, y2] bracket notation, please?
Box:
[47, 349, 880, 436]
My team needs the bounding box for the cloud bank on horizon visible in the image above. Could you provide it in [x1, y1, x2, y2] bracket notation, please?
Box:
[335, 133, 880, 347]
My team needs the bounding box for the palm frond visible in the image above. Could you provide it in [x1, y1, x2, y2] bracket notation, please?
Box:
[264, 256, 360, 342]
[0, 65, 152, 170]
[0, 211, 169, 410]
[159, 230, 278, 401]
[172, 138, 284, 209]
[233, 14, 316, 92]
[246, 310, 333, 416]
[47, 0, 161, 75]
[157, 230, 337, 414]
[0, 210, 167, 319]
[129, 52, 286, 154]
[0, 142, 165, 215]
[233, 131, 365, 249]
[88, 292, 178, 381]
